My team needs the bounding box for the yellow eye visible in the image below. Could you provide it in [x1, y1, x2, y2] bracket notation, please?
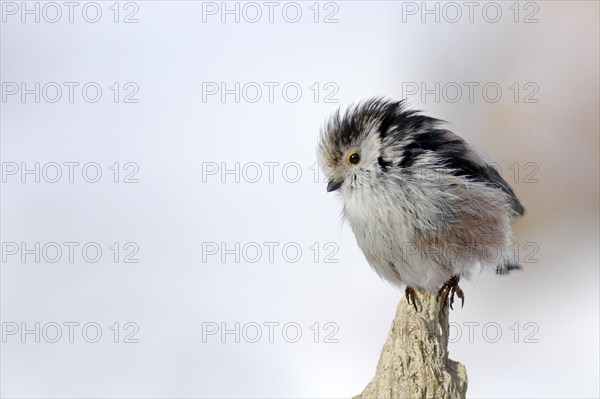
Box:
[347, 151, 360, 165]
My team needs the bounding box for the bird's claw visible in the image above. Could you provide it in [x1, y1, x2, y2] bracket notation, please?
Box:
[437, 275, 464, 311]
[405, 286, 419, 312]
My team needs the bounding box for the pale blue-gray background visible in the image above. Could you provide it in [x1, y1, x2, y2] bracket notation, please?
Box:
[1, 1, 598, 397]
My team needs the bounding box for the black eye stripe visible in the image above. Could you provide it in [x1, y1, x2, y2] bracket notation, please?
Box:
[378, 156, 392, 171]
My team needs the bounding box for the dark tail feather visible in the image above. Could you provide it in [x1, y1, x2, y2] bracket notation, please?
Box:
[496, 262, 522, 275]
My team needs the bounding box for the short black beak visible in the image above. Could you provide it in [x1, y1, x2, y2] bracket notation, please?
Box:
[327, 180, 342, 192]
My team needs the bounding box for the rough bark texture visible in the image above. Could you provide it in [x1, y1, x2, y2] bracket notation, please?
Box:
[354, 290, 467, 399]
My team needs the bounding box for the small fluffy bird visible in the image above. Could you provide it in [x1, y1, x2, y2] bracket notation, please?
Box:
[317, 98, 524, 309]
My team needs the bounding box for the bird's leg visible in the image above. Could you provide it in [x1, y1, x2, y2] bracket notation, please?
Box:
[437, 275, 464, 310]
[405, 286, 419, 312]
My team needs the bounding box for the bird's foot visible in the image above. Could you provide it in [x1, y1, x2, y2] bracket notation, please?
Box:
[437, 275, 464, 310]
[405, 286, 420, 312]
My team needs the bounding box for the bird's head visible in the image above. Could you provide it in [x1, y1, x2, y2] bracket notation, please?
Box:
[317, 98, 432, 194]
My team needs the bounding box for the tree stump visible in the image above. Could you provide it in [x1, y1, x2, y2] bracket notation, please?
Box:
[354, 290, 468, 399]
